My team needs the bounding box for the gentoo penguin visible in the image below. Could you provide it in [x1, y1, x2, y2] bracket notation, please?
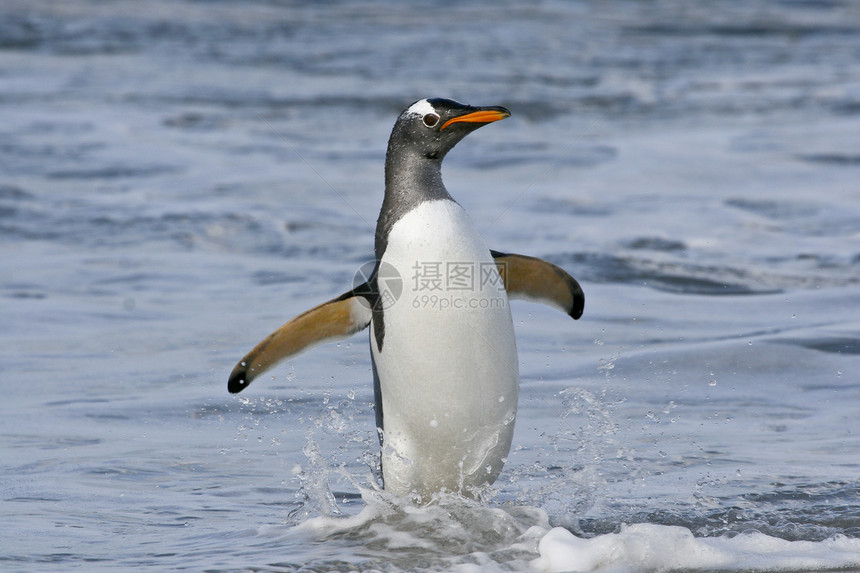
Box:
[228, 98, 584, 500]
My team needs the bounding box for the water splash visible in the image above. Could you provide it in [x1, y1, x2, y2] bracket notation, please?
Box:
[497, 384, 627, 532]
[287, 391, 381, 523]
[291, 488, 552, 570]
[290, 432, 343, 521]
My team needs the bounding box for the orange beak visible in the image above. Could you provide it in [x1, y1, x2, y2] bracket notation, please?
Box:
[440, 108, 511, 130]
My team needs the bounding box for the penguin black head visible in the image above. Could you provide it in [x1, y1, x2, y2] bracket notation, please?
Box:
[388, 98, 510, 161]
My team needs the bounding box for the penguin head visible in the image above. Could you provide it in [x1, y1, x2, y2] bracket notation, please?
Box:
[388, 98, 510, 161]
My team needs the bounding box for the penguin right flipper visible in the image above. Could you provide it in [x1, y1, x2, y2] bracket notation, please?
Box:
[228, 287, 374, 394]
[491, 250, 584, 320]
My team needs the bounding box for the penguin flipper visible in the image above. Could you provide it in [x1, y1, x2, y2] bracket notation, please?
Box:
[228, 288, 374, 393]
[491, 250, 584, 320]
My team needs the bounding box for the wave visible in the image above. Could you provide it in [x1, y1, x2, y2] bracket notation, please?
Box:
[550, 251, 860, 295]
[274, 487, 860, 573]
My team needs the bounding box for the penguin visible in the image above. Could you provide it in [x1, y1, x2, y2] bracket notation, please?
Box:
[228, 98, 584, 500]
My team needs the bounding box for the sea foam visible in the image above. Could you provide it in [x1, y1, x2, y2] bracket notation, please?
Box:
[533, 523, 860, 573]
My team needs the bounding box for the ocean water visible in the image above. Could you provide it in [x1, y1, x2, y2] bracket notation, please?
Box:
[2, 0, 860, 571]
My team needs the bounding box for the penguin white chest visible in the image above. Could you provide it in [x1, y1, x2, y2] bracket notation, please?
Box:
[372, 199, 519, 497]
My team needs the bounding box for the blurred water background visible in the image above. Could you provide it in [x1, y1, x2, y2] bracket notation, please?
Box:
[2, 1, 860, 571]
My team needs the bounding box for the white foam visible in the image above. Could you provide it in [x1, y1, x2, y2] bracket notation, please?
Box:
[532, 523, 860, 573]
[284, 483, 860, 573]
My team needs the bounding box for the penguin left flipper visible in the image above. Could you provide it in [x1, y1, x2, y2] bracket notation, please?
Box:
[228, 287, 374, 393]
[491, 250, 584, 320]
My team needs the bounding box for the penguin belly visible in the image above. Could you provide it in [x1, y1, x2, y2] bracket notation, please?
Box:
[371, 199, 519, 498]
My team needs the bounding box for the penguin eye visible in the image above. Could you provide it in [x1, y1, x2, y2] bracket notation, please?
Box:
[422, 113, 440, 128]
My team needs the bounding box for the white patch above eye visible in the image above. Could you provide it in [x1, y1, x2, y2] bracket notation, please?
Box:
[405, 99, 438, 117]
